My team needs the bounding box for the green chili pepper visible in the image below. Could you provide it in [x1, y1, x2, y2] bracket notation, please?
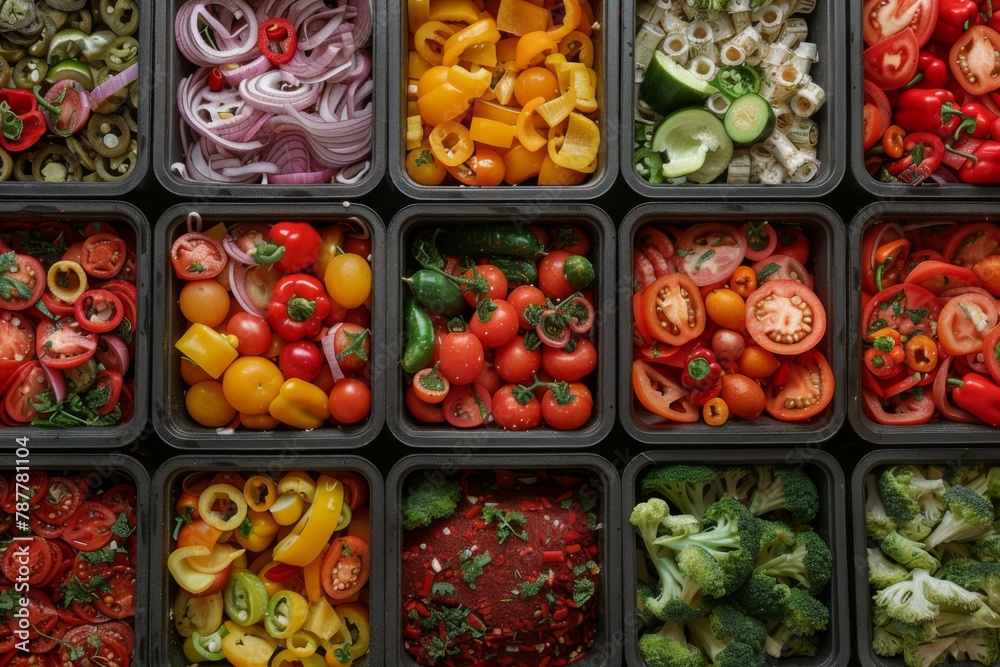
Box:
[0, 59, 10, 88]
[0, 146, 12, 181]
[633, 147, 664, 184]
[47, 29, 116, 64]
[714, 65, 761, 101]
[403, 269, 466, 316]
[104, 35, 137, 71]
[87, 112, 130, 157]
[100, 0, 138, 37]
[0, 35, 27, 63]
[402, 297, 435, 374]
[31, 143, 82, 182]
[12, 57, 47, 89]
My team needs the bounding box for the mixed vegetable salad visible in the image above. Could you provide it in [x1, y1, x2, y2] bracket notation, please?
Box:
[0, 469, 139, 666]
[0, 0, 140, 183]
[633, 0, 824, 185]
[0, 220, 139, 428]
[862, 0, 1000, 185]
[399, 468, 602, 665]
[401, 223, 598, 431]
[631, 464, 832, 667]
[167, 469, 372, 666]
[403, 0, 601, 187]
[860, 220, 1000, 427]
[631, 221, 834, 427]
[170, 214, 374, 431]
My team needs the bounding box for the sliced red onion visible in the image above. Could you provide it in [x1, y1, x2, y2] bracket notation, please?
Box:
[342, 215, 370, 239]
[322, 323, 346, 381]
[222, 223, 270, 265]
[537, 310, 571, 348]
[239, 71, 321, 113]
[929, 168, 960, 184]
[229, 260, 268, 318]
[176, 0, 259, 67]
[91, 64, 139, 107]
[42, 365, 66, 403]
[564, 297, 595, 334]
[100, 335, 131, 376]
[220, 56, 274, 86]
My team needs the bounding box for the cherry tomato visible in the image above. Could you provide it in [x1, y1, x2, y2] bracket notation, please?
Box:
[80, 234, 127, 279]
[222, 357, 283, 415]
[226, 313, 272, 356]
[494, 336, 542, 385]
[324, 253, 372, 310]
[186, 381, 237, 427]
[179, 280, 231, 328]
[492, 385, 542, 430]
[437, 332, 485, 385]
[538, 250, 578, 301]
[775, 228, 810, 266]
[468, 298, 519, 349]
[328, 378, 371, 424]
[413, 365, 450, 403]
[406, 385, 445, 423]
[405, 147, 448, 185]
[514, 67, 560, 106]
[461, 264, 507, 307]
[446, 148, 506, 186]
[442, 383, 491, 428]
[278, 341, 324, 382]
[541, 337, 597, 382]
[540, 382, 592, 430]
[171, 232, 227, 280]
[508, 285, 547, 330]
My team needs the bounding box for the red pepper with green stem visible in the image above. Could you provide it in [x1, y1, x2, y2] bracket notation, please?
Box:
[894, 89, 971, 136]
[681, 349, 722, 406]
[933, 0, 982, 44]
[864, 347, 899, 378]
[888, 132, 945, 184]
[0, 88, 45, 153]
[956, 102, 998, 139]
[907, 52, 952, 89]
[256, 222, 323, 273]
[33, 81, 90, 137]
[947, 373, 1000, 425]
[267, 274, 331, 341]
[957, 140, 1000, 182]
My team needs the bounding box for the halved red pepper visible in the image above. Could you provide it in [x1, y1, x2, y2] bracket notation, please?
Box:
[73, 289, 125, 333]
[258, 18, 297, 66]
[933, 0, 981, 44]
[0, 88, 45, 153]
[267, 274, 330, 341]
[888, 132, 945, 184]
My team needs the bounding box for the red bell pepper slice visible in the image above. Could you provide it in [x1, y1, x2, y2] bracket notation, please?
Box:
[958, 140, 1000, 183]
[0, 88, 45, 153]
[258, 18, 298, 66]
[888, 132, 945, 184]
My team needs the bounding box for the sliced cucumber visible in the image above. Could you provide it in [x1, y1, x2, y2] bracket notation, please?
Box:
[723, 93, 776, 145]
[639, 51, 718, 117]
[651, 107, 733, 183]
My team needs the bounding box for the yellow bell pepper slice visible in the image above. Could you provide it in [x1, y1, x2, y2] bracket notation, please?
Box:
[492, 64, 517, 105]
[428, 120, 476, 167]
[236, 509, 280, 553]
[199, 483, 248, 532]
[303, 598, 341, 641]
[173, 589, 224, 638]
[537, 88, 577, 127]
[303, 552, 325, 604]
[502, 143, 546, 183]
[272, 475, 344, 567]
[175, 323, 239, 379]
[417, 66, 490, 126]
[188, 543, 246, 574]
[270, 492, 305, 526]
[578, 0, 594, 36]
[244, 476, 278, 512]
[46, 261, 87, 304]
[470, 117, 515, 147]
[272, 649, 326, 667]
[516, 97, 549, 151]
[332, 604, 371, 660]
[407, 116, 425, 150]
[414, 21, 457, 66]
[278, 471, 317, 502]
[559, 61, 597, 113]
[546, 0, 581, 40]
[496, 36, 518, 62]
[548, 111, 600, 172]
[463, 42, 498, 67]
[429, 0, 483, 24]
[448, 64, 492, 96]
[265, 590, 310, 638]
[496, 0, 550, 35]
[407, 0, 430, 32]
[538, 154, 587, 184]
[408, 50, 433, 79]
[442, 18, 500, 67]
[222, 622, 275, 667]
[168, 546, 217, 595]
[559, 30, 593, 67]
[287, 631, 320, 658]
[269, 379, 330, 431]
[515, 31, 558, 70]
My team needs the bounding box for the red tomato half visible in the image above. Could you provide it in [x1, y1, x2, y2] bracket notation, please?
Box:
[442, 383, 492, 428]
[863, 28, 919, 90]
[61, 501, 118, 551]
[170, 232, 227, 280]
[3, 362, 47, 423]
[0, 254, 45, 311]
[949, 25, 1000, 96]
[764, 349, 835, 421]
[0, 310, 34, 372]
[745, 280, 826, 356]
[80, 234, 127, 279]
[937, 291, 999, 355]
[862, 0, 938, 47]
[673, 224, 748, 286]
[862, 387, 935, 424]
[943, 222, 1000, 267]
[36, 318, 97, 369]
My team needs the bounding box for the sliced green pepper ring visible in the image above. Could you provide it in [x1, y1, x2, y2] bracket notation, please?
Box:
[65, 9, 92, 33]
[87, 113, 130, 158]
[101, 0, 139, 37]
[96, 151, 135, 182]
[264, 590, 309, 638]
[0, 36, 26, 63]
[0, 59, 10, 88]
[105, 35, 138, 71]
[66, 135, 97, 171]
[335, 503, 352, 531]
[12, 150, 35, 181]
[222, 570, 269, 627]
[128, 80, 138, 108]
[0, 147, 12, 182]
[28, 17, 59, 58]
[35, 4, 69, 31]
[12, 58, 48, 89]
[46, 59, 95, 89]
[32, 144, 83, 182]
[47, 260, 88, 303]
[190, 626, 230, 661]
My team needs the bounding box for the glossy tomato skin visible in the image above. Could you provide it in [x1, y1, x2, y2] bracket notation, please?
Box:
[35, 319, 97, 369]
[764, 349, 835, 421]
[541, 337, 598, 382]
[328, 378, 371, 425]
[744, 280, 826, 356]
[442, 383, 492, 428]
[467, 299, 519, 350]
[492, 385, 542, 430]
[279, 341, 324, 382]
[862, 0, 938, 47]
[863, 29, 919, 90]
[537, 250, 578, 301]
[541, 382, 593, 430]
[438, 332, 485, 385]
[493, 336, 542, 385]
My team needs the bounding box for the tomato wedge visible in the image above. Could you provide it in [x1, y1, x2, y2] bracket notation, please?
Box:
[61, 501, 118, 552]
[763, 349, 835, 421]
[949, 25, 1000, 95]
[862, 387, 935, 424]
[937, 291, 999, 355]
[1, 537, 52, 585]
[862, 0, 938, 47]
[943, 222, 1000, 267]
[643, 274, 706, 345]
[904, 260, 980, 294]
[171, 232, 227, 280]
[631, 359, 699, 422]
[442, 384, 492, 428]
[863, 29, 919, 90]
[3, 362, 47, 423]
[673, 224, 748, 286]
[36, 318, 97, 369]
[745, 280, 826, 355]
[321, 535, 370, 599]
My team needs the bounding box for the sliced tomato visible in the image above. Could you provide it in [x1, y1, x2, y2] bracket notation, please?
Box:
[0, 470, 48, 512]
[745, 280, 826, 355]
[80, 234, 127, 279]
[3, 362, 47, 423]
[904, 260, 980, 294]
[631, 359, 699, 422]
[741, 222, 777, 262]
[36, 477, 82, 524]
[89, 370, 123, 416]
[943, 222, 1000, 267]
[100, 484, 137, 515]
[673, 224, 748, 286]
[764, 349, 835, 421]
[862, 0, 938, 47]
[61, 501, 118, 552]
[862, 284, 942, 338]
[864, 103, 885, 151]
[903, 249, 946, 278]
[751, 255, 814, 289]
[27, 513, 65, 539]
[94, 566, 136, 619]
[36, 318, 97, 369]
[985, 324, 1000, 384]
[442, 384, 491, 428]
[643, 274, 706, 345]
[863, 28, 919, 90]
[73, 290, 124, 334]
[1, 538, 52, 586]
[862, 387, 935, 424]
[0, 310, 34, 371]
[938, 292, 999, 355]
[41, 292, 76, 317]
[57, 623, 129, 667]
[171, 232, 226, 280]
[322, 535, 370, 599]
[949, 25, 1000, 95]
[0, 254, 44, 311]
[406, 385, 445, 423]
[864, 80, 894, 131]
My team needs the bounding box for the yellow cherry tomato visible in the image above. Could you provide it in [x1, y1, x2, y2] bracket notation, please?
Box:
[180, 280, 231, 327]
[514, 67, 560, 106]
[222, 357, 284, 415]
[186, 381, 237, 427]
[324, 254, 372, 310]
[181, 358, 214, 385]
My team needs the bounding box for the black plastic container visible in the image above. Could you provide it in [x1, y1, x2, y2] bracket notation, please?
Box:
[848, 202, 1000, 444]
[618, 202, 846, 444]
[622, 449, 850, 667]
[386, 203, 615, 447]
[151, 455, 383, 667]
[0, 6, 152, 197]
[0, 453, 151, 666]
[851, 448, 1000, 667]
[386, 453, 621, 667]
[152, 0, 385, 198]
[621, 0, 845, 198]
[387, 0, 618, 200]
[0, 201, 150, 448]
[152, 202, 385, 449]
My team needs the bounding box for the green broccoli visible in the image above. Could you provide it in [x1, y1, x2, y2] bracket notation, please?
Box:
[688, 605, 767, 667]
[642, 465, 719, 519]
[881, 532, 942, 572]
[401, 478, 463, 530]
[879, 466, 947, 525]
[732, 574, 790, 621]
[924, 486, 995, 550]
[902, 636, 957, 667]
[951, 628, 1000, 665]
[933, 540, 976, 566]
[781, 588, 830, 636]
[765, 631, 820, 659]
[756, 521, 796, 565]
[637, 581, 661, 631]
[753, 529, 832, 595]
[873, 625, 905, 657]
[973, 534, 1000, 563]
[869, 547, 911, 590]
[655, 497, 763, 593]
[638, 622, 708, 667]
[873, 569, 984, 625]
[678, 546, 727, 599]
[867, 474, 898, 541]
[963, 468, 1000, 502]
[937, 558, 1000, 609]
[949, 466, 987, 488]
[713, 467, 756, 501]
[899, 493, 949, 542]
[748, 467, 820, 524]
[931, 607, 1000, 636]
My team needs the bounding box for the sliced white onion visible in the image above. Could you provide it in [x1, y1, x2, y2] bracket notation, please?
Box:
[229, 260, 268, 318]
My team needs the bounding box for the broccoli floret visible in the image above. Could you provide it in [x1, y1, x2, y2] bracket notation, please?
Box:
[879, 466, 947, 525]
[678, 546, 727, 599]
[656, 497, 763, 593]
[874, 569, 984, 625]
[688, 605, 767, 667]
[963, 468, 1000, 502]
[951, 629, 1000, 665]
[756, 521, 796, 563]
[881, 532, 942, 572]
[899, 493, 949, 542]
[774, 633, 821, 658]
[733, 574, 790, 621]
[749, 467, 820, 524]
[401, 478, 463, 530]
[873, 625, 905, 657]
[902, 636, 957, 667]
[638, 622, 708, 667]
[924, 486, 995, 550]
[933, 541, 976, 566]
[949, 466, 987, 488]
[663, 514, 702, 537]
[974, 534, 1000, 562]
[781, 588, 830, 636]
[637, 581, 661, 631]
[895, 620, 938, 643]
[869, 547, 911, 590]
[713, 467, 756, 501]
[867, 474, 898, 541]
[753, 529, 832, 595]
[642, 465, 719, 519]
[932, 607, 1000, 636]
[937, 558, 1000, 606]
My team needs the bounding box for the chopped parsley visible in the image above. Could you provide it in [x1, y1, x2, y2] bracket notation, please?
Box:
[111, 512, 135, 538]
[432, 582, 456, 597]
[459, 550, 492, 589]
[579, 487, 598, 512]
[61, 575, 111, 608]
[756, 263, 779, 283]
[572, 578, 595, 607]
[481, 507, 528, 545]
[518, 571, 548, 598]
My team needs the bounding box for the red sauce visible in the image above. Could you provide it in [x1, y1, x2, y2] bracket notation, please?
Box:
[401, 470, 602, 666]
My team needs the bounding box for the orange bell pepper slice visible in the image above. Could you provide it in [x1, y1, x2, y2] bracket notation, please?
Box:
[548, 111, 599, 172]
[515, 31, 558, 70]
[503, 143, 546, 184]
[559, 30, 594, 67]
[442, 18, 501, 67]
[516, 97, 548, 151]
[546, 0, 581, 41]
[429, 0, 483, 24]
[470, 116, 515, 147]
[414, 21, 457, 66]
[407, 0, 430, 32]
[429, 120, 476, 166]
[496, 0, 551, 35]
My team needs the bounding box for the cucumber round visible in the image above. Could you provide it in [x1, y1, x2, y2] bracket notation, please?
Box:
[640, 51, 718, 117]
[651, 108, 733, 183]
[723, 93, 776, 145]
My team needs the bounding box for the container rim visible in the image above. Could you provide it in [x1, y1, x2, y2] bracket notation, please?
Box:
[385, 202, 616, 447]
[617, 201, 847, 444]
[152, 202, 386, 449]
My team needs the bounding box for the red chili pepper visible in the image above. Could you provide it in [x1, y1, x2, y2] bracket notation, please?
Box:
[421, 570, 435, 598]
[681, 349, 722, 390]
[689, 381, 722, 407]
[957, 102, 998, 139]
[958, 140, 1000, 183]
[208, 68, 225, 92]
[257, 221, 323, 273]
[542, 550, 565, 563]
[0, 88, 45, 153]
[258, 18, 298, 66]
[267, 274, 331, 341]
[895, 89, 969, 136]
[933, 0, 981, 43]
[947, 373, 1000, 426]
[909, 52, 951, 89]
[864, 347, 898, 378]
[991, 116, 1000, 141]
[888, 132, 945, 184]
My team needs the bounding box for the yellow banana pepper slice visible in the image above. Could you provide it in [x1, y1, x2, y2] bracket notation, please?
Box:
[272, 475, 344, 566]
[548, 111, 600, 172]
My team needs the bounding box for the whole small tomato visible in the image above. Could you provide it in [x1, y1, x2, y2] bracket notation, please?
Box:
[222, 357, 284, 415]
[331, 323, 371, 374]
[279, 341, 324, 382]
[227, 313, 272, 356]
[541, 382, 593, 430]
[438, 332, 485, 385]
[324, 253, 372, 309]
[329, 378, 371, 424]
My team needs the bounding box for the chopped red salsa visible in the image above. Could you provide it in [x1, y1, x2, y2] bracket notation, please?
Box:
[401, 469, 602, 666]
